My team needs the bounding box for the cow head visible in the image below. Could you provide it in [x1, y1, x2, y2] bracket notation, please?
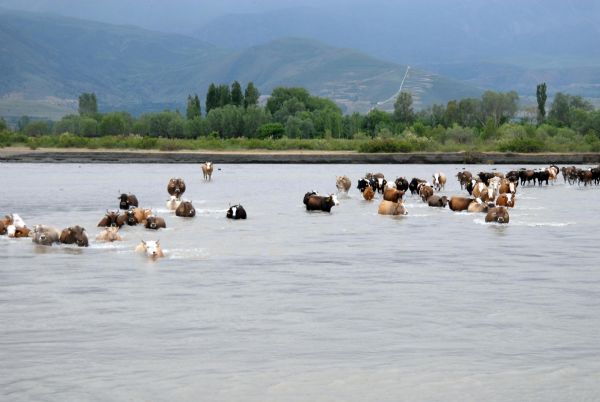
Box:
[125, 210, 138, 226]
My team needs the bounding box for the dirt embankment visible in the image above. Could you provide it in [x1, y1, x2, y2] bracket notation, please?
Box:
[2, 148, 600, 164]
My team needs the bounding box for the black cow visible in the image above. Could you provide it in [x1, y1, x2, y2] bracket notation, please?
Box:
[226, 204, 247, 220]
[408, 178, 425, 195]
[478, 172, 495, 185]
[303, 192, 339, 213]
[394, 177, 409, 193]
[357, 178, 375, 193]
[119, 193, 139, 210]
[534, 170, 550, 186]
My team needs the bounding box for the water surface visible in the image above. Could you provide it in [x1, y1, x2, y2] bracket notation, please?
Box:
[1, 163, 599, 401]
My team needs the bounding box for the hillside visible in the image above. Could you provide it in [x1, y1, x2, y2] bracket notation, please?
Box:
[0, 9, 482, 119]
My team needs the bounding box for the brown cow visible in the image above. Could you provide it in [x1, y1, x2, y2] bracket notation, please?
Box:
[97, 210, 124, 228]
[362, 186, 375, 201]
[377, 200, 407, 216]
[304, 193, 339, 212]
[419, 185, 434, 202]
[133, 208, 152, 224]
[145, 216, 167, 230]
[496, 193, 516, 208]
[202, 162, 214, 181]
[456, 170, 473, 189]
[472, 182, 490, 201]
[176, 201, 196, 217]
[0, 220, 6, 235]
[432, 172, 447, 191]
[498, 178, 516, 195]
[167, 178, 186, 197]
[486, 206, 510, 224]
[448, 196, 474, 212]
[383, 188, 405, 202]
[9, 227, 31, 238]
[427, 195, 448, 207]
[60, 226, 89, 247]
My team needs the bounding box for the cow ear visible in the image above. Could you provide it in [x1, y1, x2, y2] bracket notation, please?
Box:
[156, 240, 160, 246]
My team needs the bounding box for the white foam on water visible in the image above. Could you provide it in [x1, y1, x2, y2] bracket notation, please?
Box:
[167, 247, 209, 260]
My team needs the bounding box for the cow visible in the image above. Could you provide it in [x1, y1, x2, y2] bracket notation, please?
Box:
[487, 176, 502, 200]
[8, 226, 31, 238]
[419, 184, 434, 202]
[133, 208, 152, 224]
[394, 177, 409, 192]
[432, 172, 446, 191]
[561, 166, 577, 184]
[0, 220, 6, 235]
[1, 214, 26, 235]
[471, 181, 490, 201]
[448, 196, 474, 212]
[135, 240, 165, 259]
[591, 167, 600, 185]
[505, 170, 520, 183]
[97, 210, 124, 228]
[304, 193, 339, 212]
[336, 176, 352, 193]
[145, 216, 166, 230]
[535, 169, 550, 186]
[118, 193, 139, 210]
[485, 206, 510, 224]
[176, 201, 196, 217]
[31, 225, 61, 246]
[578, 169, 594, 186]
[519, 169, 536, 186]
[167, 178, 186, 197]
[370, 175, 387, 194]
[498, 178, 516, 195]
[383, 188, 405, 203]
[467, 199, 492, 213]
[96, 227, 122, 242]
[496, 193, 516, 208]
[478, 172, 495, 185]
[427, 195, 448, 208]
[377, 200, 407, 216]
[60, 226, 89, 247]
[202, 162, 214, 181]
[362, 186, 375, 201]
[548, 165, 560, 183]
[226, 204, 247, 220]
[120, 209, 139, 226]
[408, 178, 425, 195]
[166, 196, 182, 211]
[456, 170, 473, 190]
[357, 178, 375, 193]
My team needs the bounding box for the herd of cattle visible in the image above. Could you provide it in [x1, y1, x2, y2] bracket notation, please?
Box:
[2, 162, 599, 259]
[304, 164, 600, 224]
[0, 162, 247, 259]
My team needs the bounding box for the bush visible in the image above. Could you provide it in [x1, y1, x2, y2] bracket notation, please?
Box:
[257, 122, 285, 139]
[498, 136, 545, 152]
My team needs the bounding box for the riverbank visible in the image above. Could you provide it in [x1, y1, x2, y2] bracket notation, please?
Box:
[2, 147, 600, 164]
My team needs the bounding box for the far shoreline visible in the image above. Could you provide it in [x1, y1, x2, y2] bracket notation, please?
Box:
[2, 147, 600, 164]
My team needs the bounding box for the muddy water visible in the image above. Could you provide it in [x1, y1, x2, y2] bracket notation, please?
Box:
[1, 163, 599, 401]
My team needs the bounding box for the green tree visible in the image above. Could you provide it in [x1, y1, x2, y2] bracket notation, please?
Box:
[244, 82, 260, 108]
[267, 87, 311, 115]
[257, 122, 284, 139]
[186, 94, 201, 120]
[99, 112, 131, 135]
[481, 91, 519, 127]
[79, 117, 99, 137]
[206, 84, 218, 114]
[24, 120, 52, 136]
[78, 92, 98, 117]
[536, 83, 547, 124]
[231, 81, 244, 107]
[17, 116, 31, 132]
[0, 117, 7, 131]
[217, 84, 231, 107]
[393, 92, 414, 124]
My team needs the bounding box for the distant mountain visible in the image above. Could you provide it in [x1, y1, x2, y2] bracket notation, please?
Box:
[0, 9, 482, 119]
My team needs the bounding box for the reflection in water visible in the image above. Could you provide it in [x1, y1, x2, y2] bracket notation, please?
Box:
[1, 163, 600, 401]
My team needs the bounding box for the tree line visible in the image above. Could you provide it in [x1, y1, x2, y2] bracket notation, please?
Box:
[3, 81, 600, 153]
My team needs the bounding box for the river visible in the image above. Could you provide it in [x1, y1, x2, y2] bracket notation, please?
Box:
[1, 163, 599, 401]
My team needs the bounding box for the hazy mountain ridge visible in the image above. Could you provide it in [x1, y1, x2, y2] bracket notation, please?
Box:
[0, 9, 483, 118]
